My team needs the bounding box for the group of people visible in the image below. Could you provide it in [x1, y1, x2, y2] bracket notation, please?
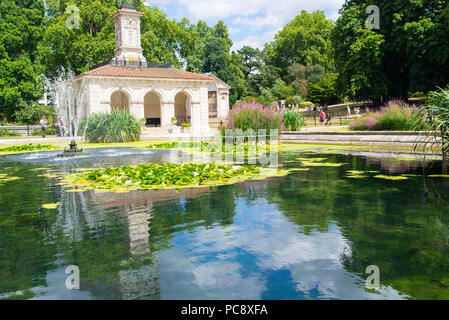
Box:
[39, 116, 75, 138]
[307, 104, 332, 126]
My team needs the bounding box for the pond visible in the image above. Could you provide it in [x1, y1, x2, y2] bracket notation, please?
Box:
[0, 147, 449, 300]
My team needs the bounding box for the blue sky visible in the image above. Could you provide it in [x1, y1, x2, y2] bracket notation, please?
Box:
[145, 0, 345, 51]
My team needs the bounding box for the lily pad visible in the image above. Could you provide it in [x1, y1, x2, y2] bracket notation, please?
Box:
[374, 175, 409, 181]
[41, 202, 61, 209]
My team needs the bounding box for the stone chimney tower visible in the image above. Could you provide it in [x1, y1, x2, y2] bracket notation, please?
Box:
[111, 0, 146, 64]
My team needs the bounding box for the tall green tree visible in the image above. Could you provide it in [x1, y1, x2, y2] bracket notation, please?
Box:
[178, 19, 213, 72]
[265, 10, 334, 77]
[41, 0, 184, 79]
[202, 21, 246, 105]
[332, 0, 449, 103]
[0, 0, 46, 118]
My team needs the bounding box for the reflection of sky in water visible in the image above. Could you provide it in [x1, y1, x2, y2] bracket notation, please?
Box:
[159, 198, 407, 300]
[2, 148, 447, 300]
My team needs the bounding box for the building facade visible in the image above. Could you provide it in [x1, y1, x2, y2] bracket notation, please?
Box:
[72, 5, 230, 134]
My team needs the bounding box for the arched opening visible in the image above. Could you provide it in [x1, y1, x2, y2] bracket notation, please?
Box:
[111, 90, 130, 112]
[174, 92, 191, 125]
[144, 92, 162, 127]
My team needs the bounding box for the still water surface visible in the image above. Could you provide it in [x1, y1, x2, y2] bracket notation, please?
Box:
[0, 148, 448, 300]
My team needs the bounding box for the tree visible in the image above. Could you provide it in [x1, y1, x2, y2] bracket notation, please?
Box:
[332, 0, 449, 103]
[41, 0, 118, 79]
[202, 21, 247, 105]
[0, 0, 46, 118]
[237, 46, 264, 79]
[249, 64, 281, 96]
[178, 19, 213, 72]
[41, 0, 185, 79]
[265, 10, 334, 77]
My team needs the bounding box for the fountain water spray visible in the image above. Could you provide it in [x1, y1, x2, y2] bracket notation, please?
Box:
[54, 71, 88, 156]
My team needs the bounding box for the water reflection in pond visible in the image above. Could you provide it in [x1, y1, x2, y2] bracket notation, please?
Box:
[0, 148, 448, 300]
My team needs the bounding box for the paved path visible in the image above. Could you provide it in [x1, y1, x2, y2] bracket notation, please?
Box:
[280, 131, 440, 148]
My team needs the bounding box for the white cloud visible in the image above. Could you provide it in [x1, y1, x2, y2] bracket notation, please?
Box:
[231, 28, 278, 50]
[178, 0, 344, 20]
[173, 0, 344, 49]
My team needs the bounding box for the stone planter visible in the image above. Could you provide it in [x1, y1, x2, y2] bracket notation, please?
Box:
[181, 126, 191, 133]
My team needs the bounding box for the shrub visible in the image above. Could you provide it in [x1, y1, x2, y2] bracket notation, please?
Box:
[416, 87, 449, 173]
[349, 100, 424, 131]
[283, 110, 306, 131]
[79, 110, 141, 143]
[32, 126, 58, 136]
[300, 101, 315, 109]
[14, 103, 56, 125]
[0, 128, 20, 137]
[222, 102, 284, 135]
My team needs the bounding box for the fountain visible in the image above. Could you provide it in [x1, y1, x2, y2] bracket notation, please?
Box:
[53, 72, 89, 157]
[57, 140, 87, 157]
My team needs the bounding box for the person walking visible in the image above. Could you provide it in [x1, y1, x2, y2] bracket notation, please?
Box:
[325, 112, 332, 126]
[39, 116, 47, 138]
[320, 110, 325, 127]
[347, 105, 351, 117]
[57, 117, 66, 137]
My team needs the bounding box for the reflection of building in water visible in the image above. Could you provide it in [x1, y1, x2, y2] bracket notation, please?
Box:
[122, 203, 152, 256]
[118, 203, 160, 300]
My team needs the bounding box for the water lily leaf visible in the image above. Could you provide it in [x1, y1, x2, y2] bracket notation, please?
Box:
[41, 202, 61, 209]
[374, 175, 409, 181]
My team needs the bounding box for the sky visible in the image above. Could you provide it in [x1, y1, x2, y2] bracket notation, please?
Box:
[144, 0, 345, 51]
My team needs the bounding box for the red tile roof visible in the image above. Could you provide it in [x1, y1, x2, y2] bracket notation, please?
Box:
[79, 65, 214, 81]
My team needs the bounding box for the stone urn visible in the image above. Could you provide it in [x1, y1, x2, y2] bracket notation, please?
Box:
[181, 126, 191, 133]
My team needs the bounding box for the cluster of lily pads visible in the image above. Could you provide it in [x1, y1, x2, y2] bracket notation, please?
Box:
[147, 141, 211, 150]
[60, 162, 289, 192]
[0, 143, 58, 153]
[147, 140, 274, 155]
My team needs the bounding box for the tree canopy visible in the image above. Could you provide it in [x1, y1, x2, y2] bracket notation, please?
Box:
[2, 0, 449, 119]
[265, 10, 335, 76]
[0, 0, 46, 118]
[332, 0, 449, 102]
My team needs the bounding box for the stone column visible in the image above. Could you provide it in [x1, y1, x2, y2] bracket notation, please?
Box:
[199, 87, 210, 133]
[131, 101, 144, 120]
[162, 102, 175, 128]
[191, 101, 201, 134]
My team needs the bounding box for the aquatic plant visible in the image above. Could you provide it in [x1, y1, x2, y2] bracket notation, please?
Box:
[61, 162, 293, 192]
[79, 110, 141, 143]
[415, 87, 449, 174]
[283, 110, 306, 131]
[221, 102, 284, 135]
[349, 100, 424, 131]
[0, 143, 58, 153]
